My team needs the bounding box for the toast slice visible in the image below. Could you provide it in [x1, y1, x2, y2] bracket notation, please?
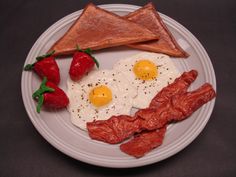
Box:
[49, 3, 159, 56]
[125, 3, 189, 58]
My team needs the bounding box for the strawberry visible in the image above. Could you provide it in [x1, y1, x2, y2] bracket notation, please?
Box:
[32, 77, 69, 113]
[24, 50, 60, 85]
[69, 47, 99, 81]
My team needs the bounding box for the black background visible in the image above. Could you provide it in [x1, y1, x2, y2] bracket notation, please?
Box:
[1, 0, 236, 176]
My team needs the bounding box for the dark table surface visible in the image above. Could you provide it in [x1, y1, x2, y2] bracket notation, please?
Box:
[1, 0, 236, 176]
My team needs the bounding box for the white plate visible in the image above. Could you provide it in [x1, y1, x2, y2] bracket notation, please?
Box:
[21, 4, 216, 168]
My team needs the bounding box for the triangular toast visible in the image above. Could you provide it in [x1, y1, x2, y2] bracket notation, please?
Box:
[125, 3, 189, 58]
[49, 3, 159, 56]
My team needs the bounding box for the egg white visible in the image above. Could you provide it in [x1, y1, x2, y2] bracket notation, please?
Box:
[113, 52, 180, 109]
[67, 69, 137, 130]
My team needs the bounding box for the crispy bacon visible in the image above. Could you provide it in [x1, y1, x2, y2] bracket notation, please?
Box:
[120, 126, 167, 158]
[87, 82, 216, 144]
[149, 70, 198, 108]
[87, 115, 142, 144]
[135, 83, 216, 130]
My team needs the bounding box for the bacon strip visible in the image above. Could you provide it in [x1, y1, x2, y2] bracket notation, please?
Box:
[120, 127, 167, 158]
[149, 70, 198, 108]
[136, 83, 216, 130]
[87, 83, 216, 144]
[119, 70, 197, 157]
[87, 115, 141, 144]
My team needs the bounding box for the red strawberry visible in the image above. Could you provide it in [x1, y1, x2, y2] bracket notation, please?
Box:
[69, 47, 99, 81]
[32, 77, 69, 113]
[24, 51, 60, 85]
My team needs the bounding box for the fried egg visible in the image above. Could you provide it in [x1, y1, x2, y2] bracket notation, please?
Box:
[67, 69, 137, 130]
[113, 52, 180, 109]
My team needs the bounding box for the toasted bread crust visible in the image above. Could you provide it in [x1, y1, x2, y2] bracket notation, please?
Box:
[125, 3, 189, 58]
[49, 3, 159, 56]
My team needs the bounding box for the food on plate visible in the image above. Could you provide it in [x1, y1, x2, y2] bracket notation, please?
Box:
[67, 51, 180, 130]
[124, 3, 189, 58]
[69, 47, 99, 81]
[135, 83, 215, 129]
[49, 2, 189, 58]
[33, 77, 69, 113]
[120, 70, 198, 157]
[149, 69, 198, 108]
[67, 69, 137, 130]
[120, 126, 167, 158]
[49, 3, 159, 56]
[24, 50, 60, 85]
[113, 52, 180, 109]
[87, 71, 216, 145]
[24, 2, 215, 159]
[86, 70, 196, 144]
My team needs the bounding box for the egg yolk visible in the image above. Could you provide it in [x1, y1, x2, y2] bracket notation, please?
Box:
[133, 60, 158, 80]
[89, 85, 112, 107]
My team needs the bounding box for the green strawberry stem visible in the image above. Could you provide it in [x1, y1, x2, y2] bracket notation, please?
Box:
[32, 77, 55, 113]
[76, 45, 99, 68]
[23, 50, 55, 71]
[37, 95, 44, 113]
[36, 50, 55, 61]
[91, 55, 100, 68]
[24, 64, 34, 70]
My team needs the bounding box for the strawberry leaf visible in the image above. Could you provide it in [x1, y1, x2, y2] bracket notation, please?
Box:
[91, 56, 99, 68]
[84, 48, 92, 54]
[24, 64, 34, 71]
[36, 50, 55, 61]
[32, 77, 55, 113]
[36, 95, 44, 113]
